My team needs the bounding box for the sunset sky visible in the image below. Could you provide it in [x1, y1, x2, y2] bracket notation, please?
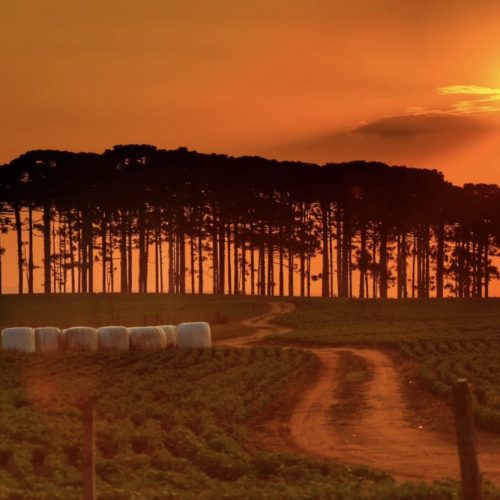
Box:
[1, 0, 500, 186]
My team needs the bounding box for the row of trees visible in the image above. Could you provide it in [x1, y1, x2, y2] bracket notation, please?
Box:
[0, 145, 498, 297]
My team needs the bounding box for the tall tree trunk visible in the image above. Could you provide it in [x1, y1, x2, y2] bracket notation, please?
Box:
[78, 218, 82, 293]
[227, 224, 232, 295]
[321, 203, 330, 297]
[159, 226, 164, 293]
[87, 208, 94, 293]
[288, 224, 294, 297]
[359, 221, 366, 299]
[241, 224, 246, 295]
[179, 225, 185, 294]
[341, 216, 350, 298]
[267, 226, 274, 296]
[175, 232, 180, 293]
[190, 233, 196, 294]
[101, 211, 107, 293]
[336, 209, 343, 297]
[109, 220, 114, 293]
[411, 232, 417, 298]
[436, 223, 444, 298]
[233, 222, 239, 295]
[127, 211, 133, 292]
[138, 206, 145, 293]
[42, 207, 52, 293]
[28, 205, 34, 294]
[300, 206, 306, 297]
[61, 215, 67, 293]
[169, 225, 175, 293]
[278, 224, 284, 297]
[51, 216, 57, 292]
[14, 205, 23, 294]
[0, 238, 3, 295]
[259, 223, 266, 295]
[329, 221, 334, 297]
[484, 238, 490, 298]
[155, 222, 160, 293]
[145, 228, 150, 292]
[120, 210, 128, 293]
[372, 230, 378, 299]
[401, 232, 408, 299]
[218, 220, 225, 294]
[68, 210, 76, 293]
[424, 225, 430, 298]
[198, 233, 204, 294]
[250, 238, 255, 296]
[476, 241, 483, 298]
[212, 219, 218, 294]
[379, 224, 388, 298]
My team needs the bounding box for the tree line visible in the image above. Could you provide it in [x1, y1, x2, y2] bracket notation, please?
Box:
[0, 145, 498, 298]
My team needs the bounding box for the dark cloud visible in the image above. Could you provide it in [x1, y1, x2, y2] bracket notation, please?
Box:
[354, 114, 490, 137]
[262, 114, 497, 167]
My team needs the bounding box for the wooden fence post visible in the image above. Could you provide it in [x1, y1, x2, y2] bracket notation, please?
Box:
[453, 378, 482, 500]
[82, 402, 96, 500]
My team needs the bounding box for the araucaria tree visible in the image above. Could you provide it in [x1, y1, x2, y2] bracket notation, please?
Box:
[0, 145, 498, 297]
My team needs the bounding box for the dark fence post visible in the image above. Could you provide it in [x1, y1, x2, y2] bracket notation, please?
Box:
[82, 402, 96, 500]
[453, 378, 482, 500]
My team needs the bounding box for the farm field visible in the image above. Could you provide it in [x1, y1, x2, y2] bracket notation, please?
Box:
[0, 294, 269, 340]
[0, 347, 467, 499]
[2, 295, 500, 497]
[271, 298, 500, 432]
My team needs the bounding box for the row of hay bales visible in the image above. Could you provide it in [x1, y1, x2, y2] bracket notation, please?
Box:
[0, 322, 212, 353]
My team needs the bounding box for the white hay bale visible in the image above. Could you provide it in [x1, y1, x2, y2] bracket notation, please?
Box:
[129, 327, 166, 351]
[63, 327, 98, 352]
[176, 322, 211, 349]
[158, 325, 176, 348]
[97, 326, 130, 352]
[35, 327, 62, 353]
[1, 327, 35, 353]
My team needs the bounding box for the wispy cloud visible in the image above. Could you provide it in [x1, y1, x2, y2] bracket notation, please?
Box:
[406, 84, 500, 116]
[437, 85, 500, 96]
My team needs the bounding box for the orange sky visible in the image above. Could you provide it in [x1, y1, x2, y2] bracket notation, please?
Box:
[1, 0, 500, 185]
[0, 1, 499, 295]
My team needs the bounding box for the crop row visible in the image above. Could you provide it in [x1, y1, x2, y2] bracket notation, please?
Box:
[0, 346, 472, 499]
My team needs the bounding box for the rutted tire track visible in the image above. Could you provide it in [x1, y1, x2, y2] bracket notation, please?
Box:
[216, 301, 500, 484]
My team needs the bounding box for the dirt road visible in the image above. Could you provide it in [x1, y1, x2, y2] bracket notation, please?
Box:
[218, 301, 500, 483]
[217, 301, 295, 348]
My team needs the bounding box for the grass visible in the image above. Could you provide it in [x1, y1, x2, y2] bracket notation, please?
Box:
[0, 294, 269, 340]
[0, 348, 470, 499]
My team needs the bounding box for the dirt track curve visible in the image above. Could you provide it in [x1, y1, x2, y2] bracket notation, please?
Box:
[216, 301, 500, 483]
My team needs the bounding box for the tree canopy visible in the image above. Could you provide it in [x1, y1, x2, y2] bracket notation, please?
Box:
[0, 145, 498, 297]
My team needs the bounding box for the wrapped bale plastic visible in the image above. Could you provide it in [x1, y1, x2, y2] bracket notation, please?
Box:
[176, 322, 211, 349]
[35, 327, 62, 353]
[1, 327, 35, 353]
[129, 327, 166, 351]
[63, 327, 98, 352]
[158, 325, 176, 348]
[97, 326, 130, 352]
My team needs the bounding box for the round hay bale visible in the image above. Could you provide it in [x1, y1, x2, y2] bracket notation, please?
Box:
[158, 325, 176, 348]
[1, 327, 35, 353]
[176, 322, 211, 349]
[97, 326, 130, 352]
[35, 327, 62, 353]
[63, 327, 98, 352]
[129, 327, 166, 351]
